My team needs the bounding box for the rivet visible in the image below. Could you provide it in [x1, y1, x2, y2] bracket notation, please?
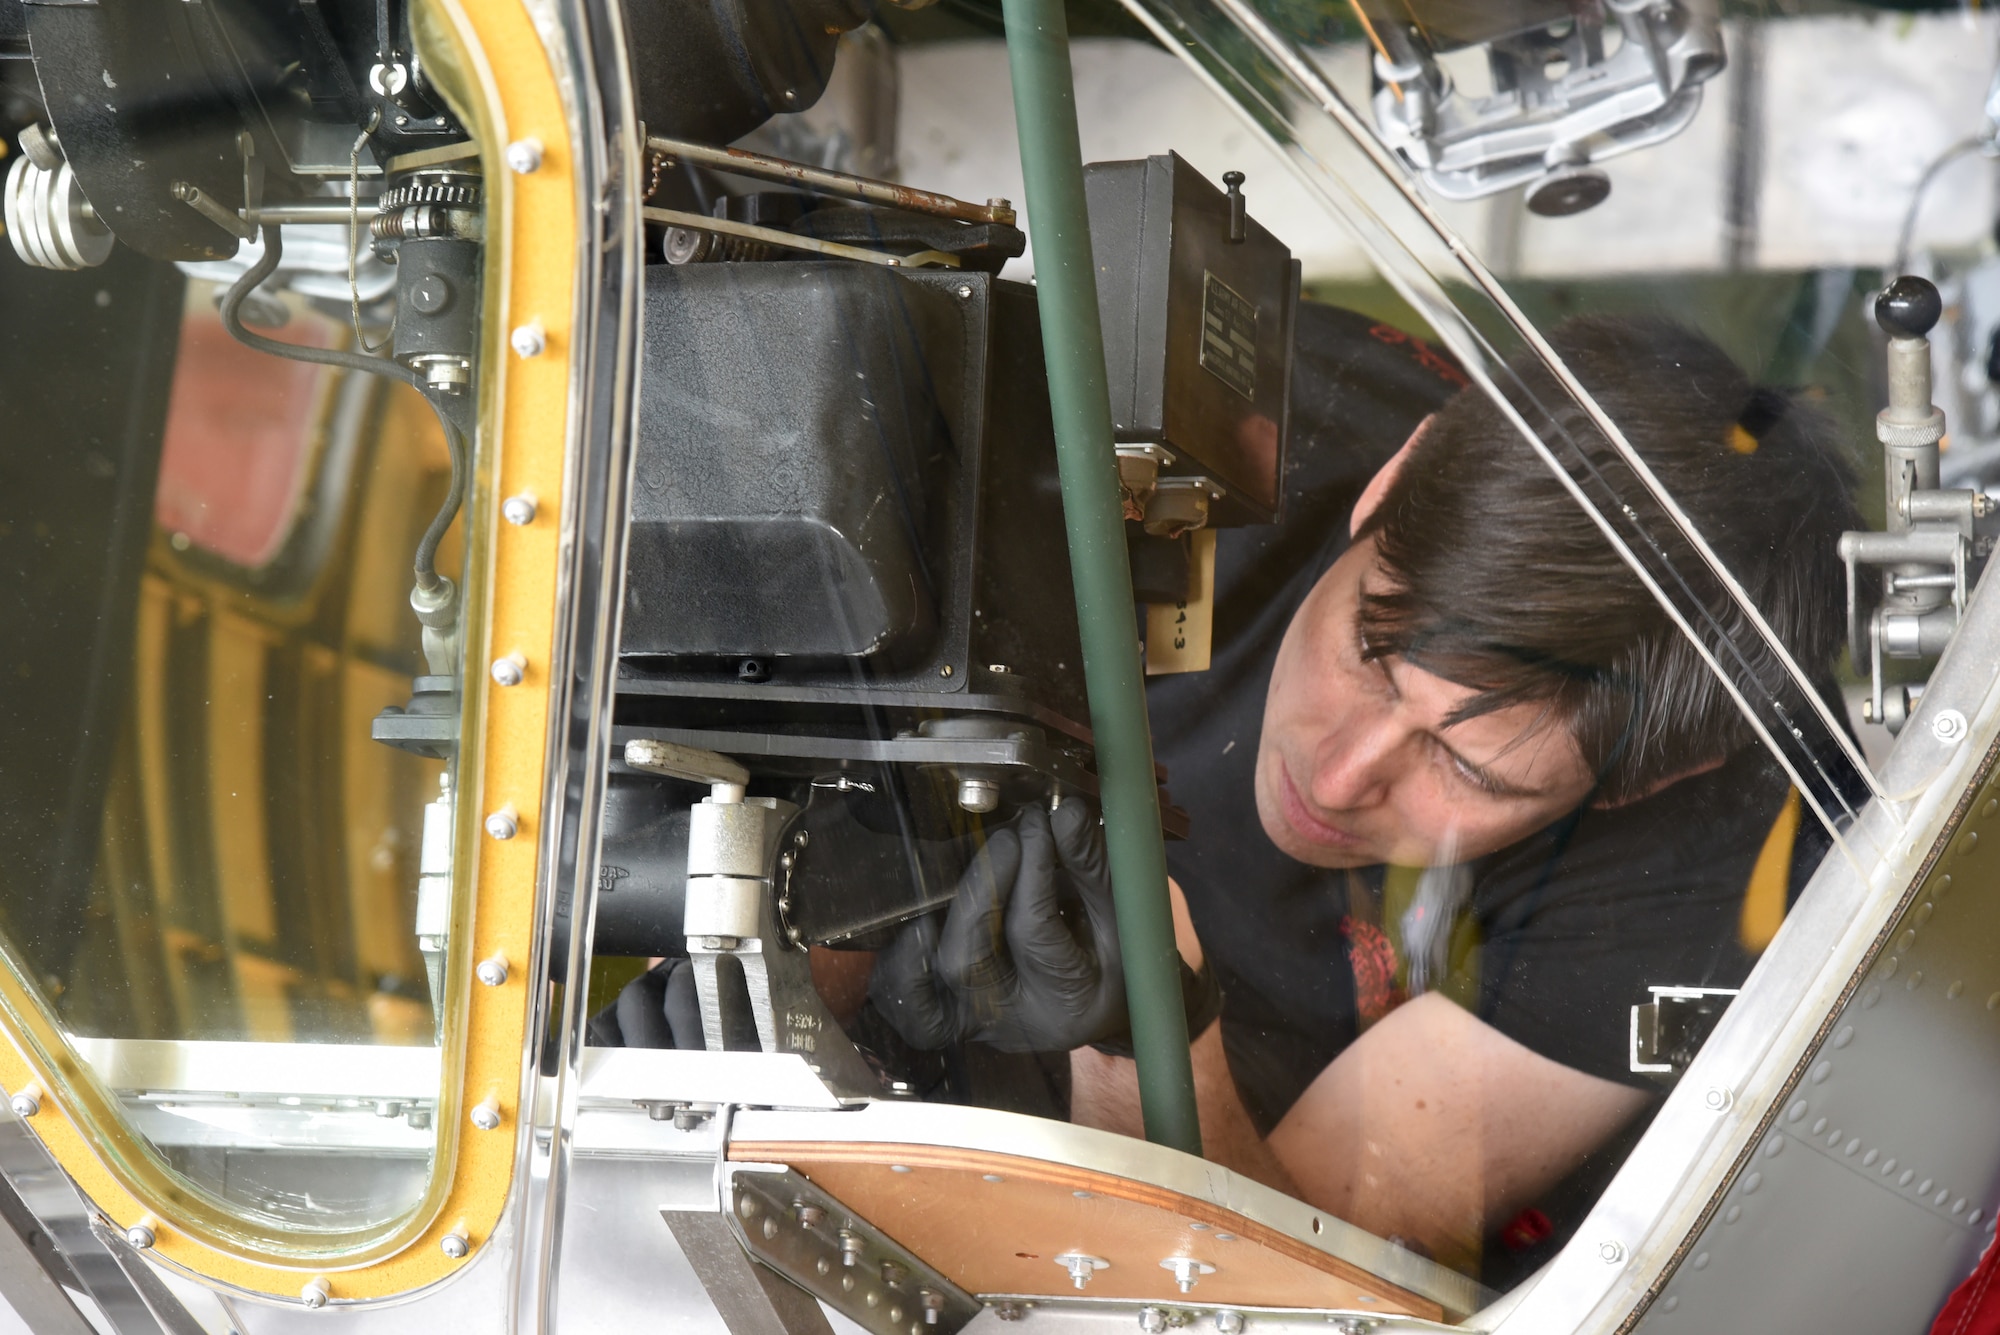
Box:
[1787, 1100, 1808, 1122]
[1986, 800, 1998, 818]
[763, 1218, 779, 1240]
[1833, 1026, 1854, 1049]
[1765, 1135, 1786, 1157]
[1214, 1233, 1236, 1241]
[1963, 831, 1981, 855]
[1724, 1206, 1741, 1224]
[1883, 1158, 1898, 1175]
[1955, 1199, 1968, 1215]
[1743, 1172, 1762, 1194]
[982, 1174, 1004, 1183]
[818, 1258, 832, 1276]
[1812, 1117, 1828, 1134]
[1900, 931, 1918, 952]
[890, 1308, 904, 1325]
[1921, 1178, 1935, 1195]
[1693, 1251, 1710, 1270]
[1974, 1209, 1986, 1226]
[1882, 957, 1900, 980]
[891, 1165, 912, 1174]
[1864, 985, 1883, 1009]
[1845, 1138, 1861, 1156]
[1663, 1297, 1680, 1314]
[1811, 1061, 1832, 1084]
[441, 1232, 470, 1259]
[491, 653, 527, 687]
[1864, 1149, 1879, 1167]
[1938, 1189, 1953, 1207]
[502, 493, 539, 526]
[1950, 980, 1965, 999]
[125, 1223, 156, 1249]
[1916, 903, 1935, 926]
[485, 806, 519, 841]
[1939, 874, 1955, 896]
[1073, 1190, 1093, 1199]
[1827, 1128, 1842, 1146]
[476, 954, 510, 987]
[1901, 1170, 1916, 1186]
[470, 1098, 502, 1131]
[1908, 971, 1926, 991]
[510, 321, 547, 358]
[301, 1278, 331, 1310]
[506, 138, 544, 174]
[1989, 992, 2000, 1011]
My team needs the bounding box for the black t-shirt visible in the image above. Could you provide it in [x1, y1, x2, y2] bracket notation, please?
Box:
[1149, 303, 1799, 1136]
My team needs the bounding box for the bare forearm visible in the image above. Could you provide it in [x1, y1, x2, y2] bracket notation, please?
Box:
[1070, 1026, 1300, 1198]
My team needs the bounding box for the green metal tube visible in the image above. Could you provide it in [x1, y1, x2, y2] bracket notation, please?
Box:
[1000, 0, 1202, 1157]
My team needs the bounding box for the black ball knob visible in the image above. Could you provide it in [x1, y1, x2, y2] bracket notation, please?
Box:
[1877, 276, 1942, 339]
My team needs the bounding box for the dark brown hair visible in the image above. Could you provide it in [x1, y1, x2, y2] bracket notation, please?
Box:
[1353, 315, 1861, 804]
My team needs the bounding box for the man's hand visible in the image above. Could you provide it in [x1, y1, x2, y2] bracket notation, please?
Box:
[869, 799, 1126, 1053]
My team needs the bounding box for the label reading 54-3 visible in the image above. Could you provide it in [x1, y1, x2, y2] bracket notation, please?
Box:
[1199, 272, 1258, 400]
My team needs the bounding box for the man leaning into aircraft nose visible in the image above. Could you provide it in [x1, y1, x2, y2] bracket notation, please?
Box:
[868, 306, 1862, 1278]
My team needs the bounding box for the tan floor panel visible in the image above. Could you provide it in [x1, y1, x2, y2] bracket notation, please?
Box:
[730, 1141, 1442, 1320]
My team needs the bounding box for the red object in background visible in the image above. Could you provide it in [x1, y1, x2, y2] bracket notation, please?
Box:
[1498, 1207, 1554, 1252]
[1932, 1236, 2000, 1335]
[154, 311, 335, 569]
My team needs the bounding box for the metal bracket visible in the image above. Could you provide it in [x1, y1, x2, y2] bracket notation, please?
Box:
[722, 1163, 980, 1335]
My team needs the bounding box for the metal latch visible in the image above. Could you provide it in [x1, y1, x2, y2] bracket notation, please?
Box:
[1630, 986, 1740, 1076]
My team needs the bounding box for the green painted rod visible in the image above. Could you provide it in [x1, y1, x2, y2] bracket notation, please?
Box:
[1000, 0, 1201, 1156]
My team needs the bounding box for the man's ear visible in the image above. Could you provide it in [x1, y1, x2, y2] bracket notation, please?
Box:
[1350, 416, 1433, 538]
[1589, 754, 1729, 809]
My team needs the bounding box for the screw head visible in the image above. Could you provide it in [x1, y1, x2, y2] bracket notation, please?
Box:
[409, 274, 451, 314]
[300, 1278, 331, 1310]
[1934, 709, 1969, 744]
[125, 1224, 155, 1250]
[1705, 1087, 1733, 1112]
[510, 322, 547, 358]
[476, 954, 510, 987]
[1214, 1313, 1244, 1335]
[9, 1092, 37, 1118]
[485, 809, 518, 841]
[491, 654, 526, 687]
[470, 1099, 502, 1131]
[502, 494, 538, 526]
[1140, 1309, 1168, 1334]
[1598, 1239, 1626, 1265]
[956, 284, 973, 299]
[506, 138, 544, 174]
[957, 778, 1001, 814]
[441, 1232, 470, 1259]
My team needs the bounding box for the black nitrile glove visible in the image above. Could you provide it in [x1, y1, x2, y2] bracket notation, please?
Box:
[868, 798, 1127, 1054]
[586, 957, 756, 1050]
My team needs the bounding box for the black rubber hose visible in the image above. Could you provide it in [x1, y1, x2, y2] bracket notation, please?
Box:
[221, 223, 467, 593]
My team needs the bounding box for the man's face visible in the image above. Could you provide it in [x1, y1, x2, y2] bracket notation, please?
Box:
[1255, 536, 1600, 869]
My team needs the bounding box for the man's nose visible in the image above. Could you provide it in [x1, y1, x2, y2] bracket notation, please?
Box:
[1307, 716, 1402, 812]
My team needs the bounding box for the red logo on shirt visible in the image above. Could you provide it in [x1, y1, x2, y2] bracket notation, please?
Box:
[1340, 916, 1406, 1024]
[1366, 323, 1470, 389]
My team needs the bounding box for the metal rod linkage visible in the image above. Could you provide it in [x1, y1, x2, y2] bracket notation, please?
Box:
[645, 134, 1016, 227]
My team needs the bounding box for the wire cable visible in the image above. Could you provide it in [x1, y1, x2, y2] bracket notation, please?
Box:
[1893, 134, 1994, 278]
[221, 223, 466, 593]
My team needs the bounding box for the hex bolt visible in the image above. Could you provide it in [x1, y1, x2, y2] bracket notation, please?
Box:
[485, 806, 519, 841]
[491, 653, 527, 687]
[957, 778, 1001, 814]
[470, 1098, 503, 1131]
[476, 953, 510, 987]
[1934, 709, 1969, 744]
[1159, 1257, 1215, 1293]
[125, 1223, 156, 1250]
[1054, 1253, 1108, 1289]
[1704, 1087, 1733, 1112]
[880, 1260, 908, 1286]
[1598, 1239, 1626, 1265]
[441, 1231, 470, 1259]
[672, 1106, 710, 1131]
[921, 1290, 945, 1325]
[300, 1278, 331, 1310]
[510, 321, 547, 359]
[839, 1230, 866, 1267]
[796, 1204, 826, 1230]
[995, 1304, 1027, 1323]
[506, 138, 544, 174]
[1140, 1309, 1168, 1334]
[374, 1100, 403, 1118]
[1213, 1313, 1244, 1335]
[10, 1086, 39, 1118]
[502, 493, 539, 526]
